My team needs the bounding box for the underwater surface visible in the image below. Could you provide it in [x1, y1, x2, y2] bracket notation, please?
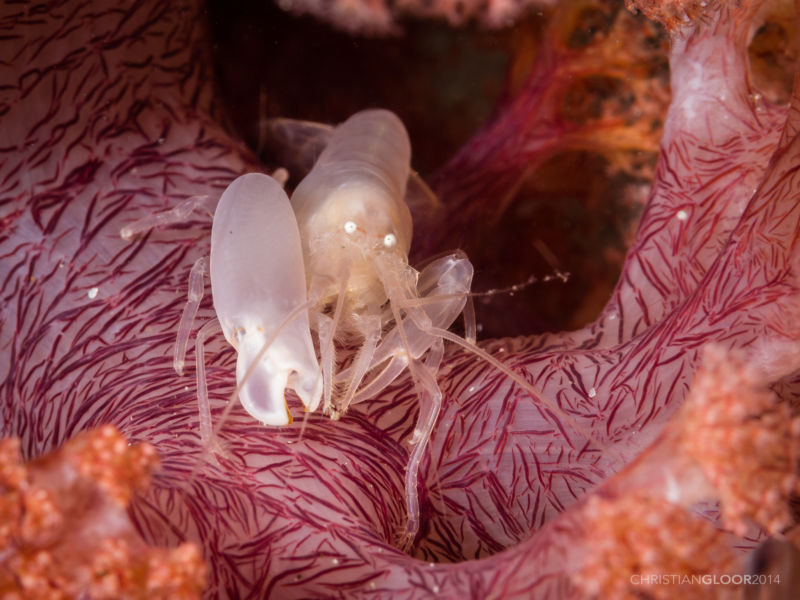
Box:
[2, 0, 800, 597]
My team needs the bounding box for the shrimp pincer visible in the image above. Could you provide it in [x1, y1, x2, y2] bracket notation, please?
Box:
[210, 173, 322, 426]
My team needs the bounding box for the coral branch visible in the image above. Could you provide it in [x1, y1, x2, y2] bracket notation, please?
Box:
[0, 426, 206, 599]
[571, 343, 800, 598]
[426, 1, 669, 253]
[678, 345, 800, 537]
[276, 0, 554, 34]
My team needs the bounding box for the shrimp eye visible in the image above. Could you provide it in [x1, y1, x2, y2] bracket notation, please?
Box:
[344, 221, 357, 234]
[383, 233, 397, 248]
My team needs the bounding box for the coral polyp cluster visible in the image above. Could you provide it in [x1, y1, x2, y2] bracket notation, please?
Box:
[575, 492, 739, 599]
[572, 344, 800, 598]
[678, 345, 800, 537]
[0, 426, 205, 599]
[625, 0, 720, 30]
[276, 0, 553, 33]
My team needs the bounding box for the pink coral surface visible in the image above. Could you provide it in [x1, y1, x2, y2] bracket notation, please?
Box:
[1, 0, 799, 598]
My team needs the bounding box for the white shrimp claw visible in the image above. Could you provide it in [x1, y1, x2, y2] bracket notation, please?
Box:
[210, 173, 322, 426]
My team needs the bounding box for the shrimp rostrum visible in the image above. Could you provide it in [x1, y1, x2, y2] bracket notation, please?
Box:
[123, 109, 474, 547]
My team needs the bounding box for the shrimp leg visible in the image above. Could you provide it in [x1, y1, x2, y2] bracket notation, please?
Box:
[119, 194, 214, 241]
[316, 267, 350, 415]
[376, 253, 461, 550]
[174, 256, 209, 376]
[400, 337, 445, 551]
[338, 314, 382, 415]
[194, 317, 222, 448]
[315, 313, 336, 415]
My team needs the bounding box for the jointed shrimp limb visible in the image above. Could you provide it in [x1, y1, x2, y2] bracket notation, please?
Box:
[339, 314, 382, 415]
[194, 318, 222, 450]
[368, 252, 471, 548]
[119, 195, 214, 241]
[463, 293, 477, 345]
[382, 285, 452, 550]
[120, 172, 322, 434]
[316, 267, 350, 415]
[316, 313, 337, 415]
[174, 256, 209, 376]
[210, 173, 323, 426]
[399, 338, 445, 551]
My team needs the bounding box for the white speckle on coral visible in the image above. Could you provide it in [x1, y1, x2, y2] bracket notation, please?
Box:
[87, 287, 99, 299]
[676, 210, 688, 221]
[588, 387, 596, 398]
[665, 473, 681, 503]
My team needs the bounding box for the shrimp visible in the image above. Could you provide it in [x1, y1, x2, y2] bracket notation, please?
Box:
[272, 110, 479, 547]
[121, 109, 599, 550]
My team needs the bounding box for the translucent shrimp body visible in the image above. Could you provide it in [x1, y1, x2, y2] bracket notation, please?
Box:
[210, 173, 322, 426]
[292, 109, 413, 312]
[275, 110, 476, 547]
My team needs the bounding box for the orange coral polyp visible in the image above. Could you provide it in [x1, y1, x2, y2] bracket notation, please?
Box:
[678, 344, 800, 537]
[0, 426, 206, 599]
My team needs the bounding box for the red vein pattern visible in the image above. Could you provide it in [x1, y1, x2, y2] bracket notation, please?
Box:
[1, 0, 799, 598]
